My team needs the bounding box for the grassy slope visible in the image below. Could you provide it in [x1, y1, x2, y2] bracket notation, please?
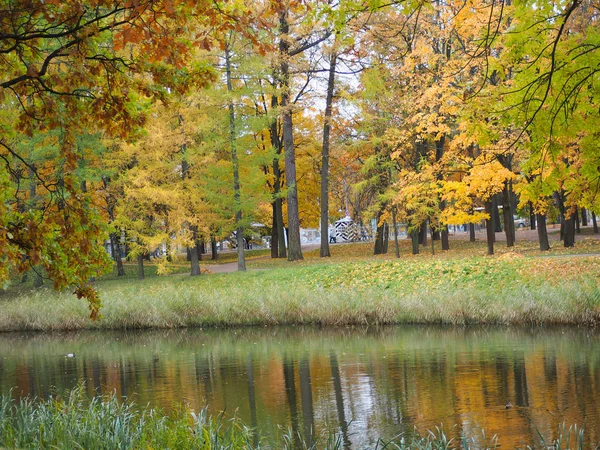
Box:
[1, 239, 599, 330]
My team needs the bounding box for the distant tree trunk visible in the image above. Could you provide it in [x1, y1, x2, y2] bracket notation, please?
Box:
[190, 246, 200, 275]
[441, 225, 449, 250]
[225, 45, 246, 272]
[419, 222, 428, 247]
[575, 207, 581, 233]
[485, 201, 495, 255]
[189, 226, 201, 276]
[492, 195, 502, 233]
[536, 214, 550, 251]
[110, 232, 125, 276]
[564, 214, 576, 247]
[374, 212, 386, 255]
[555, 191, 567, 241]
[211, 237, 218, 260]
[382, 222, 389, 254]
[593, 212, 598, 234]
[32, 268, 43, 287]
[469, 222, 476, 242]
[271, 202, 279, 258]
[392, 207, 400, 258]
[279, 6, 303, 262]
[269, 93, 287, 260]
[502, 184, 515, 247]
[529, 202, 536, 230]
[581, 208, 588, 227]
[137, 254, 145, 280]
[319, 51, 337, 258]
[411, 228, 419, 255]
[198, 241, 204, 261]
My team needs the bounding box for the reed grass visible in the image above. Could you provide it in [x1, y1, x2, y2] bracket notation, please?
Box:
[0, 389, 592, 449]
[0, 255, 599, 331]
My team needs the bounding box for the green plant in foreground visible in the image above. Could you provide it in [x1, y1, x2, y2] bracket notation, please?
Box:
[0, 388, 597, 449]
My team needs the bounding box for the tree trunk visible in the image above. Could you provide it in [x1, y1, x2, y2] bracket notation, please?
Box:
[469, 222, 476, 242]
[188, 225, 201, 276]
[271, 202, 279, 258]
[502, 184, 515, 247]
[392, 207, 400, 258]
[32, 268, 43, 288]
[581, 208, 588, 227]
[225, 45, 246, 272]
[110, 232, 125, 276]
[529, 202, 536, 230]
[374, 214, 386, 255]
[593, 212, 598, 234]
[198, 241, 204, 261]
[211, 237, 218, 260]
[269, 94, 287, 259]
[555, 191, 566, 241]
[419, 222, 428, 247]
[564, 214, 576, 247]
[279, 6, 303, 261]
[382, 222, 389, 254]
[319, 51, 337, 258]
[189, 245, 200, 275]
[411, 228, 419, 255]
[485, 201, 495, 255]
[137, 254, 145, 280]
[575, 207, 581, 233]
[536, 213, 550, 251]
[492, 195, 502, 233]
[441, 225, 449, 250]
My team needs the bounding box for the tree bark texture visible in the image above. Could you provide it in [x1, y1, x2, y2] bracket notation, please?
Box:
[225, 45, 246, 272]
[137, 254, 145, 280]
[502, 184, 515, 247]
[279, 6, 303, 261]
[319, 51, 337, 258]
[485, 201, 495, 255]
[564, 214, 576, 247]
[411, 229, 419, 255]
[190, 226, 201, 276]
[529, 202, 536, 230]
[536, 213, 550, 251]
[392, 207, 400, 258]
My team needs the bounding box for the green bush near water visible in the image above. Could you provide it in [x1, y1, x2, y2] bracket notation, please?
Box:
[0, 389, 590, 449]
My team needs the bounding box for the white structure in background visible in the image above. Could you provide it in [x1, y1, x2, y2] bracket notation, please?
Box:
[335, 215, 359, 242]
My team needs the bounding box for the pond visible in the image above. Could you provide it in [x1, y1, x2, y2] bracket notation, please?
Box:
[0, 326, 599, 448]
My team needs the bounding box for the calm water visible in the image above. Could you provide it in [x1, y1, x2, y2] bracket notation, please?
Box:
[0, 326, 599, 447]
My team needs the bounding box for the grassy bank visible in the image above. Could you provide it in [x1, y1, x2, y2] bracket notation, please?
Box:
[0, 254, 599, 331]
[0, 389, 589, 449]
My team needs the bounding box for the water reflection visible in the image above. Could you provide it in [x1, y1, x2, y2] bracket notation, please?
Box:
[0, 326, 599, 448]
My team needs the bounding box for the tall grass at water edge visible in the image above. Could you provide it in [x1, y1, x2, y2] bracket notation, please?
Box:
[0, 388, 594, 449]
[0, 257, 599, 331]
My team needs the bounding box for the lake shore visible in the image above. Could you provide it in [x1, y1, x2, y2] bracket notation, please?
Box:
[1, 251, 599, 332]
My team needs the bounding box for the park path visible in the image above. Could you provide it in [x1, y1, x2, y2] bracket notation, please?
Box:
[205, 244, 320, 274]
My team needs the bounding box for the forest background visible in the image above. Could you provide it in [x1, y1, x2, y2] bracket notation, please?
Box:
[1, 0, 600, 317]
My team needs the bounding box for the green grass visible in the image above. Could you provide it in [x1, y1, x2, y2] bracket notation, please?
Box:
[0, 388, 591, 449]
[0, 253, 599, 331]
